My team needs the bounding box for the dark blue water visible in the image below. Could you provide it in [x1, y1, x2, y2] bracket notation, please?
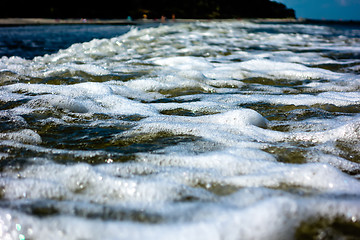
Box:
[0, 24, 158, 59]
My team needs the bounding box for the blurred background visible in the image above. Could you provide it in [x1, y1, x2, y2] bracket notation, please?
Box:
[1, 0, 295, 19]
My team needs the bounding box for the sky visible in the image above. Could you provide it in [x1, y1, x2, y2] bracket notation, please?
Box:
[275, 0, 360, 20]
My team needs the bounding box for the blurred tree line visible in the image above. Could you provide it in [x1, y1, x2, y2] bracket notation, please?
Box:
[2, 0, 295, 19]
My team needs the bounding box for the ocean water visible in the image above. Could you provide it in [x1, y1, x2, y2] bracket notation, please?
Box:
[0, 20, 360, 239]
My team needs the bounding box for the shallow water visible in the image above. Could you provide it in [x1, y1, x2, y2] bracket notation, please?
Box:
[0, 20, 360, 240]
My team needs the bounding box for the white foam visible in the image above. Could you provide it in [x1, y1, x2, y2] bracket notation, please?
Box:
[3, 82, 159, 116]
[290, 115, 360, 143]
[41, 63, 111, 77]
[153, 56, 214, 71]
[206, 59, 337, 81]
[1, 193, 360, 240]
[0, 129, 42, 144]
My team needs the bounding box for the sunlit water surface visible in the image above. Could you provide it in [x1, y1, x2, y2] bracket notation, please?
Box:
[1, 21, 360, 239]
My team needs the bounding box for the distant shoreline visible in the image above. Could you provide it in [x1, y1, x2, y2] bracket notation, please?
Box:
[0, 17, 298, 27]
[0, 18, 138, 27]
[0, 18, 359, 27]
